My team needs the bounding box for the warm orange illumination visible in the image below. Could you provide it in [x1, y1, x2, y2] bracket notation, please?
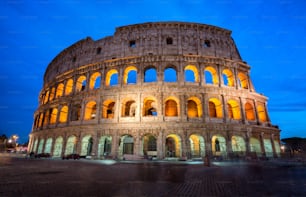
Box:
[56, 83, 64, 98]
[245, 102, 255, 120]
[76, 76, 86, 92]
[222, 69, 235, 87]
[205, 66, 219, 84]
[143, 97, 157, 116]
[89, 72, 101, 89]
[65, 79, 73, 95]
[212, 135, 226, 153]
[227, 99, 241, 120]
[38, 113, 44, 127]
[43, 110, 50, 126]
[105, 69, 118, 86]
[185, 65, 199, 82]
[123, 66, 137, 84]
[121, 99, 136, 117]
[43, 91, 49, 104]
[165, 97, 179, 117]
[59, 105, 68, 123]
[49, 87, 56, 101]
[209, 98, 222, 118]
[102, 99, 115, 119]
[166, 134, 181, 157]
[84, 101, 97, 120]
[257, 104, 267, 122]
[187, 96, 202, 118]
[50, 108, 58, 124]
[189, 134, 205, 157]
[238, 72, 248, 89]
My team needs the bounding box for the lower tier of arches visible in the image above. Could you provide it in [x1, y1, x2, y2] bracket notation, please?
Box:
[28, 124, 281, 160]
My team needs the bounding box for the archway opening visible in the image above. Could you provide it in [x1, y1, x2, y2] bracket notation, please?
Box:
[44, 138, 52, 154]
[144, 67, 157, 82]
[227, 99, 241, 120]
[143, 97, 157, 116]
[105, 69, 118, 86]
[250, 137, 262, 157]
[53, 137, 63, 157]
[204, 66, 218, 85]
[222, 69, 235, 87]
[123, 66, 137, 84]
[65, 136, 77, 155]
[98, 136, 112, 158]
[245, 102, 255, 121]
[165, 134, 181, 157]
[212, 135, 226, 156]
[189, 134, 205, 158]
[165, 98, 178, 117]
[209, 98, 222, 118]
[143, 134, 157, 157]
[102, 100, 115, 119]
[164, 67, 177, 82]
[231, 136, 246, 154]
[120, 135, 134, 155]
[81, 135, 93, 156]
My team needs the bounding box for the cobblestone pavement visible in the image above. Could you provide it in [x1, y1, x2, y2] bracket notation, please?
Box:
[1, 154, 306, 197]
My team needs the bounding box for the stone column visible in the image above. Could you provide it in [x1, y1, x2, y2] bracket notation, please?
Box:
[221, 95, 228, 123]
[239, 97, 246, 124]
[217, 64, 223, 87]
[260, 133, 266, 157]
[253, 100, 260, 125]
[270, 134, 277, 158]
[111, 130, 119, 159]
[157, 129, 164, 159]
[91, 132, 98, 159]
[205, 132, 212, 157]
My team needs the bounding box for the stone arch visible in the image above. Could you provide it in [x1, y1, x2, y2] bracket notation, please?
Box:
[98, 135, 112, 158]
[102, 99, 115, 119]
[165, 134, 182, 157]
[142, 134, 157, 157]
[84, 101, 97, 120]
[43, 90, 49, 104]
[204, 66, 219, 85]
[263, 138, 273, 157]
[43, 110, 50, 126]
[37, 138, 44, 154]
[231, 135, 246, 153]
[165, 96, 179, 117]
[53, 136, 63, 157]
[55, 83, 64, 98]
[250, 137, 262, 156]
[65, 135, 77, 155]
[123, 65, 137, 84]
[44, 137, 53, 154]
[274, 140, 281, 157]
[143, 96, 157, 116]
[144, 66, 157, 82]
[49, 108, 58, 124]
[59, 105, 68, 123]
[33, 138, 38, 153]
[89, 72, 101, 89]
[227, 99, 241, 120]
[71, 103, 81, 121]
[185, 65, 199, 83]
[121, 99, 136, 117]
[208, 98, 223, 118]
[164, 66, 177, 82]
[49, 87, 56, 101]
[222, 69, 235, 87]
[245, 102, 255, 121]
[189, 134, 205, 158]
[65, 79, 73, 95]
[212, 135, 227, 156]
[80, 135, 93, 156]
[38, 113, 44, 127]
[238, 72, 249, 89]
[187, 96, 202, 118]
[257, 104, 267, 122]
[119, 135, 134, 156]
[76, 75, 87, 92]
[105, 69, 118, 86]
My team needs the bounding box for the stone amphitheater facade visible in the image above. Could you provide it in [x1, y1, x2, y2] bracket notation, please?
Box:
[28, 22, 281, 160]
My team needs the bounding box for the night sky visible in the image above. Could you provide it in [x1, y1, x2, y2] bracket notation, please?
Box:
[1, 0, 305, 143]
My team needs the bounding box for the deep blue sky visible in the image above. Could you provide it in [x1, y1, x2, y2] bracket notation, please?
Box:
[0, 0, 305, 143]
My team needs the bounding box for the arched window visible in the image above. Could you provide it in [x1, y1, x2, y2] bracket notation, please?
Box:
[164, 67, 177, 82]
[204, 66, 218, 85]
[187, 97, 202, 118]
[122, 100, 136, 117]
[59, 105, 68, 123]
[84, 101, 97, 120]
[143, 97, 157, 116]
[71, 104, 81, 121]
[257, 104, 267, 122]
[185, 65, 199, 83]
[43, 110, 50, 126]
[65, 79, 73, 95]
[222, 69, 235, 87]
[165, 98, 178, 116]
[227, 99, 241, 120]
[144, 67, 157, 82]
[208, 98, 222, 118]
[38, 113, 44, 127]
[123, 66, 137, 85]
[245, 102, 255, 121]
[105, 69, 118, 86]
[238, 72, 249, 89]
[49, 87, 56, 101]
[43, 91, 49, 104]
[102, 100, 115, 119]
[50, 108, 58, 124]
[55, 83, 64, 98]
[89, 72, 101, 89]
[76, 76, 87, 92]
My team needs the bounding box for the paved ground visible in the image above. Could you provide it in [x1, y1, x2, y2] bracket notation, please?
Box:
[1, 154, 306, 197]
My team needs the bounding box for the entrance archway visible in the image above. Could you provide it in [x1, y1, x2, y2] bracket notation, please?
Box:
[53, 137, 63, 157]
[212, 135, 227, 156]
[142, 134, 157, 157]
[263, 139, 273, 157]
[119, 135, 134, 157]
[65, 135, 77, 155]
[165, 134, 181, 157]
[250, 137, 262, 157]
[37, 139, 44, 154]
[98, 136, 112, 158]
[81, 135, 93, 156]
[44, 138, 52, 154]
[189, 134, 205, 158]
[231, 136, 246, 155]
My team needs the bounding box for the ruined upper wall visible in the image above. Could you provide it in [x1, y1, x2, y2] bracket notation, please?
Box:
[44, 22, 242, 84]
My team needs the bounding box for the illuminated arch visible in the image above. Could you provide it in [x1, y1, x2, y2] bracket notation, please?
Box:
[49, 108, 58, 124]
[80, 135, 93, 156]
[44, 138, 52, 154]
[222, 69, 235, 87]
[142, 134, 157, 156]
[49, 87, 56, 101]
[143, 96, 157, 116]
[84, 101, 97, 120]
[238, 72, 249, 89]
[65, 135, 77, 155]
[208, 98, 223, 118]
[38, 113, 44, 127]
[144, 67, 157, 82]
[204, 66, 219, 85]
[43, 90, 49, 104]
[102, 99, 115, 119]
[165, 96, 179, 117]
[65, 79, 73, 95]
[245, 102, 255, 121]
[59, 105, 68, 123]
[227, 99, 241, 120]
[212, 135, 226, 156]
[89, 72, 101, 89]
[231, 136, 246, 153]
[105, 69, 118, 86]
[257, 104, 267, 122]
[123, 66, 137, 84]
[37, 139, 44, 154]
[55, 83, 64, 98]
[119, 135, 134, 155]
[264, 138, 273, 157]
[187, 96, 202, 118]
[166, 134, 182, 157]
[250, 137, 262, 156]
[189, 134, 205, 157]
[121, 99, 136, 117]
[185, 65, 199, 83]
[164, 67, 177, 82]
[43, 110, 50, 126]
[53, 136, 63, 157]
[98, 136, 112, 158]
[76, 75, 87, 92]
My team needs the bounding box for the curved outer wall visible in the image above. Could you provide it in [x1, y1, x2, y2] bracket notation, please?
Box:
[29, 22, 280, 160]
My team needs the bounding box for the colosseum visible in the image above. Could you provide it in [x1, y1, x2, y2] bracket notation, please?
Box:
[28, 22, 281, 160]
